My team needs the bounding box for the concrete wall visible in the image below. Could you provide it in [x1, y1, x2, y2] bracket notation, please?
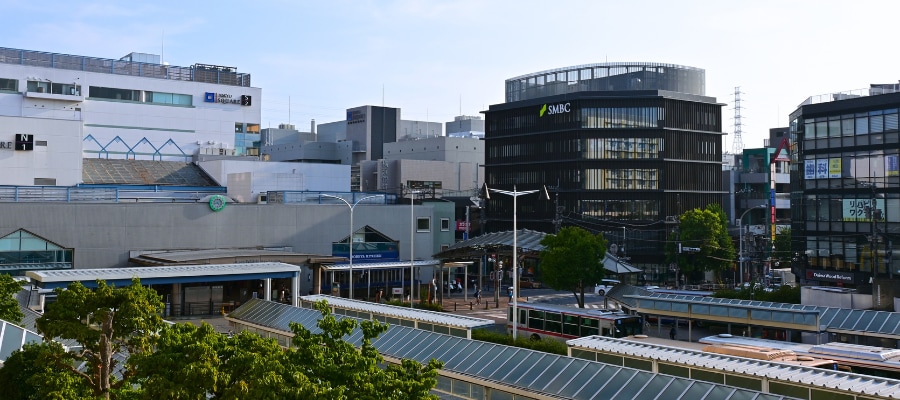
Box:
[0, 115, 83, 186]
[801, 286, 873, 309]
[0, 201, 454, 269]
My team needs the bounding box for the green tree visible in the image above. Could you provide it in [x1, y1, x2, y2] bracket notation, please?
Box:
[35, 278, 165, 400]
[0, 273, 24, 324]
[668, 204, 735, 284]
[288, 300, 443, 400]
[131, 322, 322, 400]
[539, 226, 608, 308]
[0, 341, 94, 400]
[773, 227, 792, 264]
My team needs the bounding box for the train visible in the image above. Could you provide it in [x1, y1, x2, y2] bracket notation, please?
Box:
[699, 334, 900, 379]
[508, 302, 643, 341]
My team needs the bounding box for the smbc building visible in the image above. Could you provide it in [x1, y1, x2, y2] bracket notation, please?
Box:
[483, 63, 725, 279]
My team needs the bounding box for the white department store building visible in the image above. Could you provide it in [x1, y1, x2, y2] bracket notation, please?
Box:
[0, 47, 261, 186]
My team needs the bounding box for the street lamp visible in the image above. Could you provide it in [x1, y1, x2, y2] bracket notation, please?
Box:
[321, 193, 384, 300]
[738, 204, 766, 287]
[485, 184, 547, 340]
[409, 189, 424, 308]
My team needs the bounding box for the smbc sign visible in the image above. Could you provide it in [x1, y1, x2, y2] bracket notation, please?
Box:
[539, 102, 571, 117]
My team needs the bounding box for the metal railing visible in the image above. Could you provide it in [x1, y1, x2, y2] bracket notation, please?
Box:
[799, 86, 900, 106]
[0, 47, 250, 87]
[0, 185, 225, 203]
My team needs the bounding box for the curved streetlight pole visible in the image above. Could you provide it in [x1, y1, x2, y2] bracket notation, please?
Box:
[739, 204, 766, 287]
[321, 194, 384, 300]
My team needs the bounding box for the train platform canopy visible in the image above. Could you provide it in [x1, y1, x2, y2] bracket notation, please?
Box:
[129, 248, 344, 266]
[226, 299, 790, 400]
[26, 262, 303, 289]
[323, 259, 440, 271]
[434, 229, 547, 259]
[300, 294, 494, 329]
[568, 335, 900, 399]
[616, 288, 900, 340]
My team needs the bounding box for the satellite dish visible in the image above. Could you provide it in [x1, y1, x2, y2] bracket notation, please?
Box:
[609, 244, 618, 254]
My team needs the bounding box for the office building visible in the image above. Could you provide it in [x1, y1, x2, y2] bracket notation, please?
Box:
[789, 84, 900, 305]
[483, 62, 725, 275]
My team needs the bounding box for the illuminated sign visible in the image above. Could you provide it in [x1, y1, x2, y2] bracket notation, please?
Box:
[347, 110, 366, 125]
[539, 102, 571, 117]
[203, 92, 251, 106]
[807, 269, 854, 283]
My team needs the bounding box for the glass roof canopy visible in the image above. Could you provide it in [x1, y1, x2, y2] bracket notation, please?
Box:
[226, 299, 789, 400]
[0, 319, 42, 364]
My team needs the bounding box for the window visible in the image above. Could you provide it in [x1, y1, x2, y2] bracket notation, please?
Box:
[28, 81, 80, 95]
[235, 123, 245, 133]
[440, 218, 450, 231]
[416, 217, 430, 232]
[0, 78, 17, 92]
[89, 86, 190, 105]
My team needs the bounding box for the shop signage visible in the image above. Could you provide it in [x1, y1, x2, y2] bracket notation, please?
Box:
[539, 102, 571, 117]
[4, 134, 34, 151]
[204, 92, 251, 106]
[806, 269, 855, 283]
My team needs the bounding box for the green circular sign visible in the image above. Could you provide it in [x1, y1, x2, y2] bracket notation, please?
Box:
[209, 195, 227, 212]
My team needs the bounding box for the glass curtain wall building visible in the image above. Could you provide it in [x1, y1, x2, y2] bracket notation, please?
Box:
[484, 63, 724, 275]
[789, 86, 900, 296]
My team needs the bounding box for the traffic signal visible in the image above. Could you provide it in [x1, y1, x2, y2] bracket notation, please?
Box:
[240, 95, 252, 106]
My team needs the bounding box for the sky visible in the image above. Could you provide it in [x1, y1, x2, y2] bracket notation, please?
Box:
[3, 0, 899, 149]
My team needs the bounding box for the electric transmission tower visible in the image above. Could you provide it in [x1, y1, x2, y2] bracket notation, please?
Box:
[732, 86, 745, 155]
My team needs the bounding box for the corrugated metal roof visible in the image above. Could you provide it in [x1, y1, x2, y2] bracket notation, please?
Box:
[636, 292, 900, 339]
[568, 335, 900, 398]
[27, 262, 300, 283]
[82, 159, 218, 186]
[227, 299, 790, 400]
[440, 229, 547, 253]
[300, 294, 494, 328]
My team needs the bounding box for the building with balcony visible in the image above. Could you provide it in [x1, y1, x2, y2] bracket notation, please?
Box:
[483, 62, 725, 277]
[789, 84, 900, 307]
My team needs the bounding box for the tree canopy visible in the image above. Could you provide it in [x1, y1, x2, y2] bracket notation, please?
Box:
[539, 226, 608, 308]
[2, 282, 442, 400]
[667, 204, 736, 283]
[0, 273, 24, 324]
[35, 278, 166, 400]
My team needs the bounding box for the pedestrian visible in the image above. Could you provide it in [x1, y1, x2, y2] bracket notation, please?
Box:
[474, 285, 482, 305]
[669, 326, 677, 340]
[507, 286, 514, 301]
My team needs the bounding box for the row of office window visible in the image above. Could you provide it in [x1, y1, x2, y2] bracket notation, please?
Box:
[580, 107, 664, 129]
[580, 199, 659, 220]
[804, 108, 900, 138]
[802, 236, 892, 274]
[89, 86, 192, 105]
[583, 169, 659, 190]
[584, 137, 662, 159]
[801, 153, 898, 184]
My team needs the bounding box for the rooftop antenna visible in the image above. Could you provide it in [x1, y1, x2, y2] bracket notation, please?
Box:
[161, 30, 164, 65]
[382, 84, 384, 107]
[288, 96, 291, 126]
[732, 86, 745, 154]
[459, 94, 462, 115]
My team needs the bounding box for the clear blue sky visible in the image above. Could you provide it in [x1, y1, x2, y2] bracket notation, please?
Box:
[4, 0, 898, 149]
